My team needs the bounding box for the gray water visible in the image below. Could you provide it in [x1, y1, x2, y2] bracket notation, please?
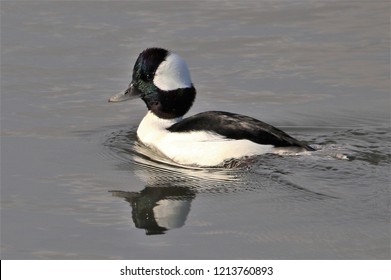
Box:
[1, 0, 390, 259]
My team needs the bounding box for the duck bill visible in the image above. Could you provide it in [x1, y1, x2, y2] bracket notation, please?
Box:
[108, 83, 140, 102]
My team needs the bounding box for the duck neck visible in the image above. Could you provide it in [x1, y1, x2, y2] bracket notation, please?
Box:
[142, 86, 196, 119]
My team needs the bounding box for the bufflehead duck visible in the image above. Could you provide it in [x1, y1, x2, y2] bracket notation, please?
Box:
[109, 48, 314, 167]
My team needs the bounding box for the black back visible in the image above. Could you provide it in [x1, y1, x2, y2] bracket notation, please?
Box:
[168, 111, 315, 150]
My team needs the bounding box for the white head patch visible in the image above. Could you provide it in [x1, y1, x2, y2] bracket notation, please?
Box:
[153, 53, 192, 91]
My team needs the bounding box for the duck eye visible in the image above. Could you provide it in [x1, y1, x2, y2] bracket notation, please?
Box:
[145, 73, 153, 81]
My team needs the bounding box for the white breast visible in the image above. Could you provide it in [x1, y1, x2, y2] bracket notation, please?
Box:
[137, 112, 274, 167]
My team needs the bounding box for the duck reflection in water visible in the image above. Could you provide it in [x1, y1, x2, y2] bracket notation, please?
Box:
[105, 130, 238, 235]
[110, 185, 196, 235]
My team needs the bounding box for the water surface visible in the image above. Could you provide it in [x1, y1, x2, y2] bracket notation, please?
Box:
[1, 0, 390, 259]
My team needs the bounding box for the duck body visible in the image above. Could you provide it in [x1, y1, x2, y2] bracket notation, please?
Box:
[109, 48, 314, 167]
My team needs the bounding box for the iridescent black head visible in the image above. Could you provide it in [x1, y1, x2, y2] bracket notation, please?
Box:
[109, 48, 196, 119]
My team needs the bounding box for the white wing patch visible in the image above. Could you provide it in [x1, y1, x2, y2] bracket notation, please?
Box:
[153, 53, 192, 91]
